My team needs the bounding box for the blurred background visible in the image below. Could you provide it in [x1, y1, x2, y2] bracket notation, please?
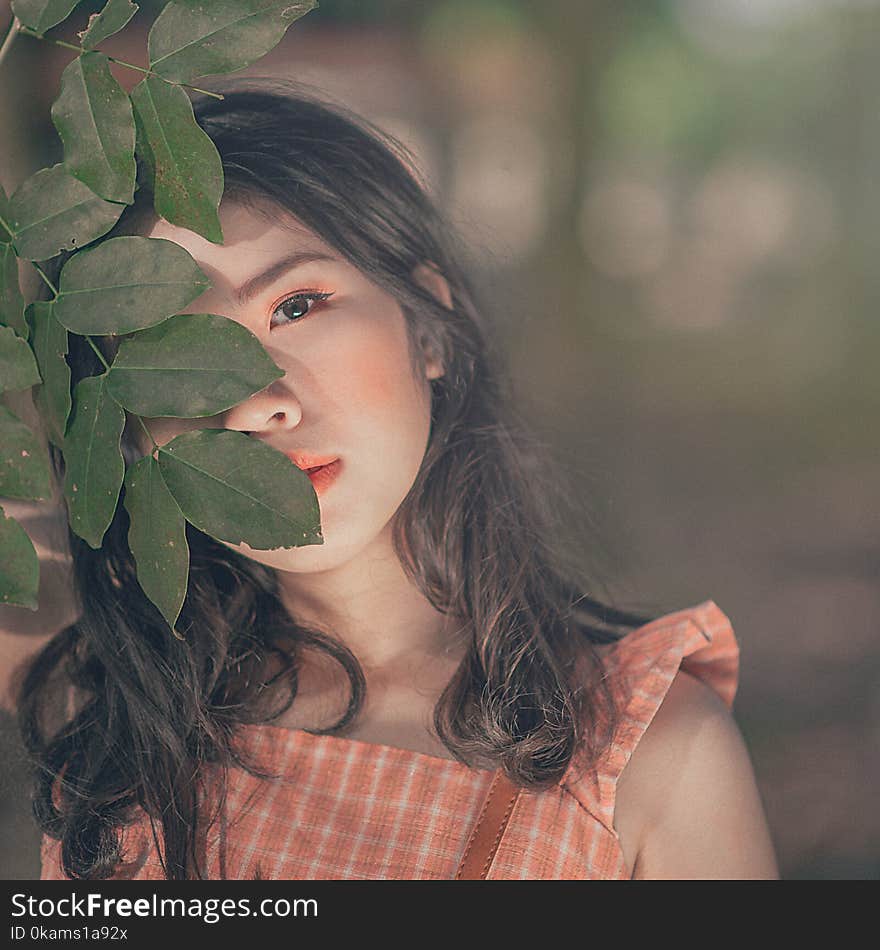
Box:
[1, 0, 877, 879]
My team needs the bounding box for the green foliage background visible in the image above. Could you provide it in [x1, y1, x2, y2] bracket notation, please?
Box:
[0, 0, 323, 634]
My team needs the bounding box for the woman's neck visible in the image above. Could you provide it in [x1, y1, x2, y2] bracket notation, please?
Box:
[270, 525, 469, 743]
[274, 523, 468, 674]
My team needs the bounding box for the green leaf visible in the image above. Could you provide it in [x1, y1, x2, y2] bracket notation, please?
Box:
[26, 301, 71, 449]
[0, 325, 41, 393]
[106, 312, 283, 417]
[51, 52, 136, 203]
[130, 77, 223, 244]
[0, 184, 13, 244]
[62, 373, 126, 548]
[11, 0, 83, 35]
[158, 429, 322, 550]
[0, 506, 39, 610]
[148, 0, 316, 83]
[0, 405, 53, 501]
[54, 236, 209, 335]
[10, 164, 124, 261]
[123, 454, 189, 633]
[0, 244, 27, 336]
[79, 0, 139, 49]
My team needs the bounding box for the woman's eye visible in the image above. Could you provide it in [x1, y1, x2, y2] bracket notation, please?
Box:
[270, 292, 333, 328]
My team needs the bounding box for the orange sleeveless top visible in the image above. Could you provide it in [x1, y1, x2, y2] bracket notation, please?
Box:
[40, 599, 738, 880]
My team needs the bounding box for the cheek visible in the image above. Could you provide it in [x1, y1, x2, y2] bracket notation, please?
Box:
[328, 321, 420, 410]
[344, 348, 398, 405]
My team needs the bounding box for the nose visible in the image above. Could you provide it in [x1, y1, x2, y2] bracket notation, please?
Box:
[220, 380, 303, 435]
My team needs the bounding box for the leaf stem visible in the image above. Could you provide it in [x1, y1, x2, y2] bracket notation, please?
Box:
[18, 25, 224, 99]
[84, 334, 111, 372]
[72, 341, 158, 453]
[0, 11, 13, 46]
[135, 415, 159, 455]
[0, 211, 14, 242]
[31, 262, 59, 297]
[0, 15, 19, 71]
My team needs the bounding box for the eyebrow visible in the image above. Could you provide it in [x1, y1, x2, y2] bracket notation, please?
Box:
[233, 251, 339, 304]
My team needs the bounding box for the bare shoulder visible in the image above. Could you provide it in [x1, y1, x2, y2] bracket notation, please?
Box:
[614, 669, 780, 879]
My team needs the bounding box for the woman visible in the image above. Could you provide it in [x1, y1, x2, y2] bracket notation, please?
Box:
[15, 82, 778, 880]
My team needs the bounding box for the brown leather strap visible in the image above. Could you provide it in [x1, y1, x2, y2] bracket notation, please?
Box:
[454, 770, 521, 880]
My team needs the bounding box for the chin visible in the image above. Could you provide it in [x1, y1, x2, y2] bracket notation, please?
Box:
[226, 524, 376, 576]
[230, 538, 334, 572]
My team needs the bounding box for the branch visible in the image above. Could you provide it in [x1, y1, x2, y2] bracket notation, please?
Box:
[30, 262, 58, 297]
[18, 25, 224, 99]
[135, 415, 158, 454]
[84, 335, 110, 372]
[0, 14, 20, 71]
[0, 210, 14, 241]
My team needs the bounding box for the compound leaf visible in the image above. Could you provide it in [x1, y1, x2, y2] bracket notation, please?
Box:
[0, 506, 39, 610]
[11, 0, 83, 35]
[0, 184, 13, 244]
[106, 312, 283, 417]
[54, 236, 209, 335]
[123, 453, 189, 633]
[0, 324, 41, 393]
[26, 301, 71, 448]
[62, 373, 126, 548]
[148, 0, 316, 83]
[157, 429, 321, 550]
[0, 404, 53, 501]
[51, 51, 136, 203]
[79, 0, 139, 49]
[130, 77, 223, 244]
[0, 243, 27, 336]
[10, 164, 123, 261]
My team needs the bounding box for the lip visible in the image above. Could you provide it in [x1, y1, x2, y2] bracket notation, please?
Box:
[283, 451, 340, 471]
[283, 452, 342, 496]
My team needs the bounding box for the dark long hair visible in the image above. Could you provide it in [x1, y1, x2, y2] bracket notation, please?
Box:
[18, 81, 661, 880]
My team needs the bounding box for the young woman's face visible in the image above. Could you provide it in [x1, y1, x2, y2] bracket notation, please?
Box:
[132, 200, 444, 575]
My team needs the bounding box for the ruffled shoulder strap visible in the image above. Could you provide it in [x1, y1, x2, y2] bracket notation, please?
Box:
[560, 599, 739, 835]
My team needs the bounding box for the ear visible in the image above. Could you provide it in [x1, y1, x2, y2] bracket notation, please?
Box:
[413, 261, 453, 309]
[412, 262, 451, 381]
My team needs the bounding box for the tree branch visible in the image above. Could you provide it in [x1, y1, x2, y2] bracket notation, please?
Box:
[18, 25, 224, 99]
[0, 14, 20, 71]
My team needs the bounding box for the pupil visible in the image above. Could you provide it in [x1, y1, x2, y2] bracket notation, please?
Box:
[285, 297, 308, 319]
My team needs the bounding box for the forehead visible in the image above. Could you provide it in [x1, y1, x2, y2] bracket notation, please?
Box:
[141, 198, 337, 279]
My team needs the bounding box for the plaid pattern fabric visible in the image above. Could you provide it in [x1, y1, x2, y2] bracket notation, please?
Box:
[41, 600, 738, 880]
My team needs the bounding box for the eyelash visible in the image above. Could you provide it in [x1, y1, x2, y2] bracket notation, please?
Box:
[269, 291, 334, 329]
